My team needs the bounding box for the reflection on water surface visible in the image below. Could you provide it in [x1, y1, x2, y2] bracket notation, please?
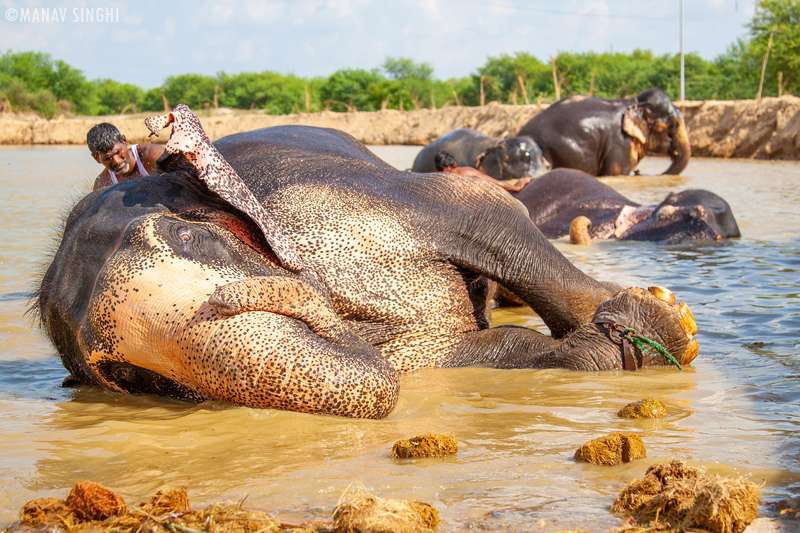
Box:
[0, 147, 798, 531]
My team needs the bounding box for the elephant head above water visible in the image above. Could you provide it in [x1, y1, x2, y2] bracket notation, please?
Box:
[515, 168, 740, 244]
[517, 88, 691, 177]
[411, 128, 549, 181]
[36, 106, 699, 419]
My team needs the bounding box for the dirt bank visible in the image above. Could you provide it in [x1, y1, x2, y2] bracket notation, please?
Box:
[1, 96, 799, 160]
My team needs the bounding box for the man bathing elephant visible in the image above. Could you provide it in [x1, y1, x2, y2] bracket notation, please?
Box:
[518, 88, 691, 176]
[515, 169, 741, 244]
[411, 128, 549, 183]
[36, 106, 699, 419]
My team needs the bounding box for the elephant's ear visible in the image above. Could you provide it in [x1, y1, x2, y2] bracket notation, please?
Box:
[145, 104, 304, 273]
[622, 106, 648, 145]
[475, 150, 488, 171]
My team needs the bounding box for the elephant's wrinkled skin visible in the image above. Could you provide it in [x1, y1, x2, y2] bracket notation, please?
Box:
[516, 169, 740, 243]
[411, 128, 548, 180]
[517, 88, 691, 176]
[37, 122, 698, 419]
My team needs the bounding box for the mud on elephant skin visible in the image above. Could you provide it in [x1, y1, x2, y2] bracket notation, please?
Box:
[36, 108, 699, 419]
[514, 168, 740, 244]
[411, 128, 549, 181]
[518, 88, 691, 177]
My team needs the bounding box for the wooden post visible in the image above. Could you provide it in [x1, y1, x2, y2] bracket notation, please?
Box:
[757, 29, 775, 100]
[161, 93, 169, 112]
[516, 73, 529, 104]
[778, 71, 784, 97]
[452, 90, 461, 106]
[480, 75, 485, 106]
[552, 57, 561, 100]
[430, 89, 436, 109]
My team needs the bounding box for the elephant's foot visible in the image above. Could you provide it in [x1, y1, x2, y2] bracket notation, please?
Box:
[590, 286, 698, 368]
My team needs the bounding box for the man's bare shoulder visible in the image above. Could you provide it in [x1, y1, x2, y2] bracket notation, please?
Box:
[138, 143, 166, 161]
[138, 143, 167, 173]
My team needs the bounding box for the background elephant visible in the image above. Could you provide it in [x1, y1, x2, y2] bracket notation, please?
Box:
[517, 88, 691, 176]
[515, 168, 740, 243]
[411, 128, 548, 180]
[36, 117, 698, 419]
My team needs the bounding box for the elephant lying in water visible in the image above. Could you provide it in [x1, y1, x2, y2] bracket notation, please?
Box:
[515, 169, 740, 244]
[411, 128, 548, 181]
[36, 106, 699, 419]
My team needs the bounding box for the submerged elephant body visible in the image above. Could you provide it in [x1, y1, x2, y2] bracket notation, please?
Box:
[411, 128, 548, 180]
[518, 88, 691, 176]
[37, 118, 699, 419]
[515, 169, 740, 243]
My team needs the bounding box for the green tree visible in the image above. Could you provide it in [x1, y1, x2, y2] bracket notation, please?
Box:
[748, 0, 800, 95]
[0, 50, 97, 114]
[161, 73, 218, 110]
[474, 52, 549, 104]
[218, 71, 311, 114]
[382, 57, 433, 81]
[0, 77, 58, 117]
[94, 79, 144, 115]
[319, 68, 384, 111]
[379, 57, 439, 110]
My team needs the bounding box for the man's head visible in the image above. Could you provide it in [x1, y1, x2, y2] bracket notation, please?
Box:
[433, 151, 458, 172]
[87, 123, 133, 175]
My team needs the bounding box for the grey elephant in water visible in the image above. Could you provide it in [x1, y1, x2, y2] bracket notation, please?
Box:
[35, 108, 699, 419]
[411, 128, 549, 181]
[514, 169, 740, 244]
[518, 88, 691, 176]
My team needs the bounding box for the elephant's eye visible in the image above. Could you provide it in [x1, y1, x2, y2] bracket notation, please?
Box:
[178, 228, 192, 242]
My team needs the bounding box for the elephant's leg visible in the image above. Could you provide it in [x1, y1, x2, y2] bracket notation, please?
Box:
[442, 182, 613, 337]
[445, 287, 699, 370]
[436, 183, 697, 363]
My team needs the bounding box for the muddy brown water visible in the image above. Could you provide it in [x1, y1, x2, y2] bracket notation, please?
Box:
[1, 146, 798, 531]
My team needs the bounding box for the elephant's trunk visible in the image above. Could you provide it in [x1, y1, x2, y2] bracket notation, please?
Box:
[208, 275, 370, 352]
[663, 115, 691, 175]
[569, 216, 592, 245]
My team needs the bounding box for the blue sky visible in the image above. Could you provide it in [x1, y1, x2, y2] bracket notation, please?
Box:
[1, 0, 756, 89]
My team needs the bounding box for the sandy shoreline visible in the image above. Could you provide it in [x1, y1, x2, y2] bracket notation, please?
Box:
[2, 96, 799, 160]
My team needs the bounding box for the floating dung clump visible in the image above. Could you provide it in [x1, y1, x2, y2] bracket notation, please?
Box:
[611, 459, 760, 533]
[390, 433, 458, 458]
[66, 480, 127, 521]
[21, 496, 79, 528]
[19, 482, 280, 533]
[145, 486, 191, 515]
[332, 482, 439, 533]
[574, 432, 646, 465]
[618, 398, 669, 419]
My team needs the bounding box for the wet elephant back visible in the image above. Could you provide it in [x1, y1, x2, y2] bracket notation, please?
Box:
[513, 169, 637, 238]
[518, 96, 634, 175]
